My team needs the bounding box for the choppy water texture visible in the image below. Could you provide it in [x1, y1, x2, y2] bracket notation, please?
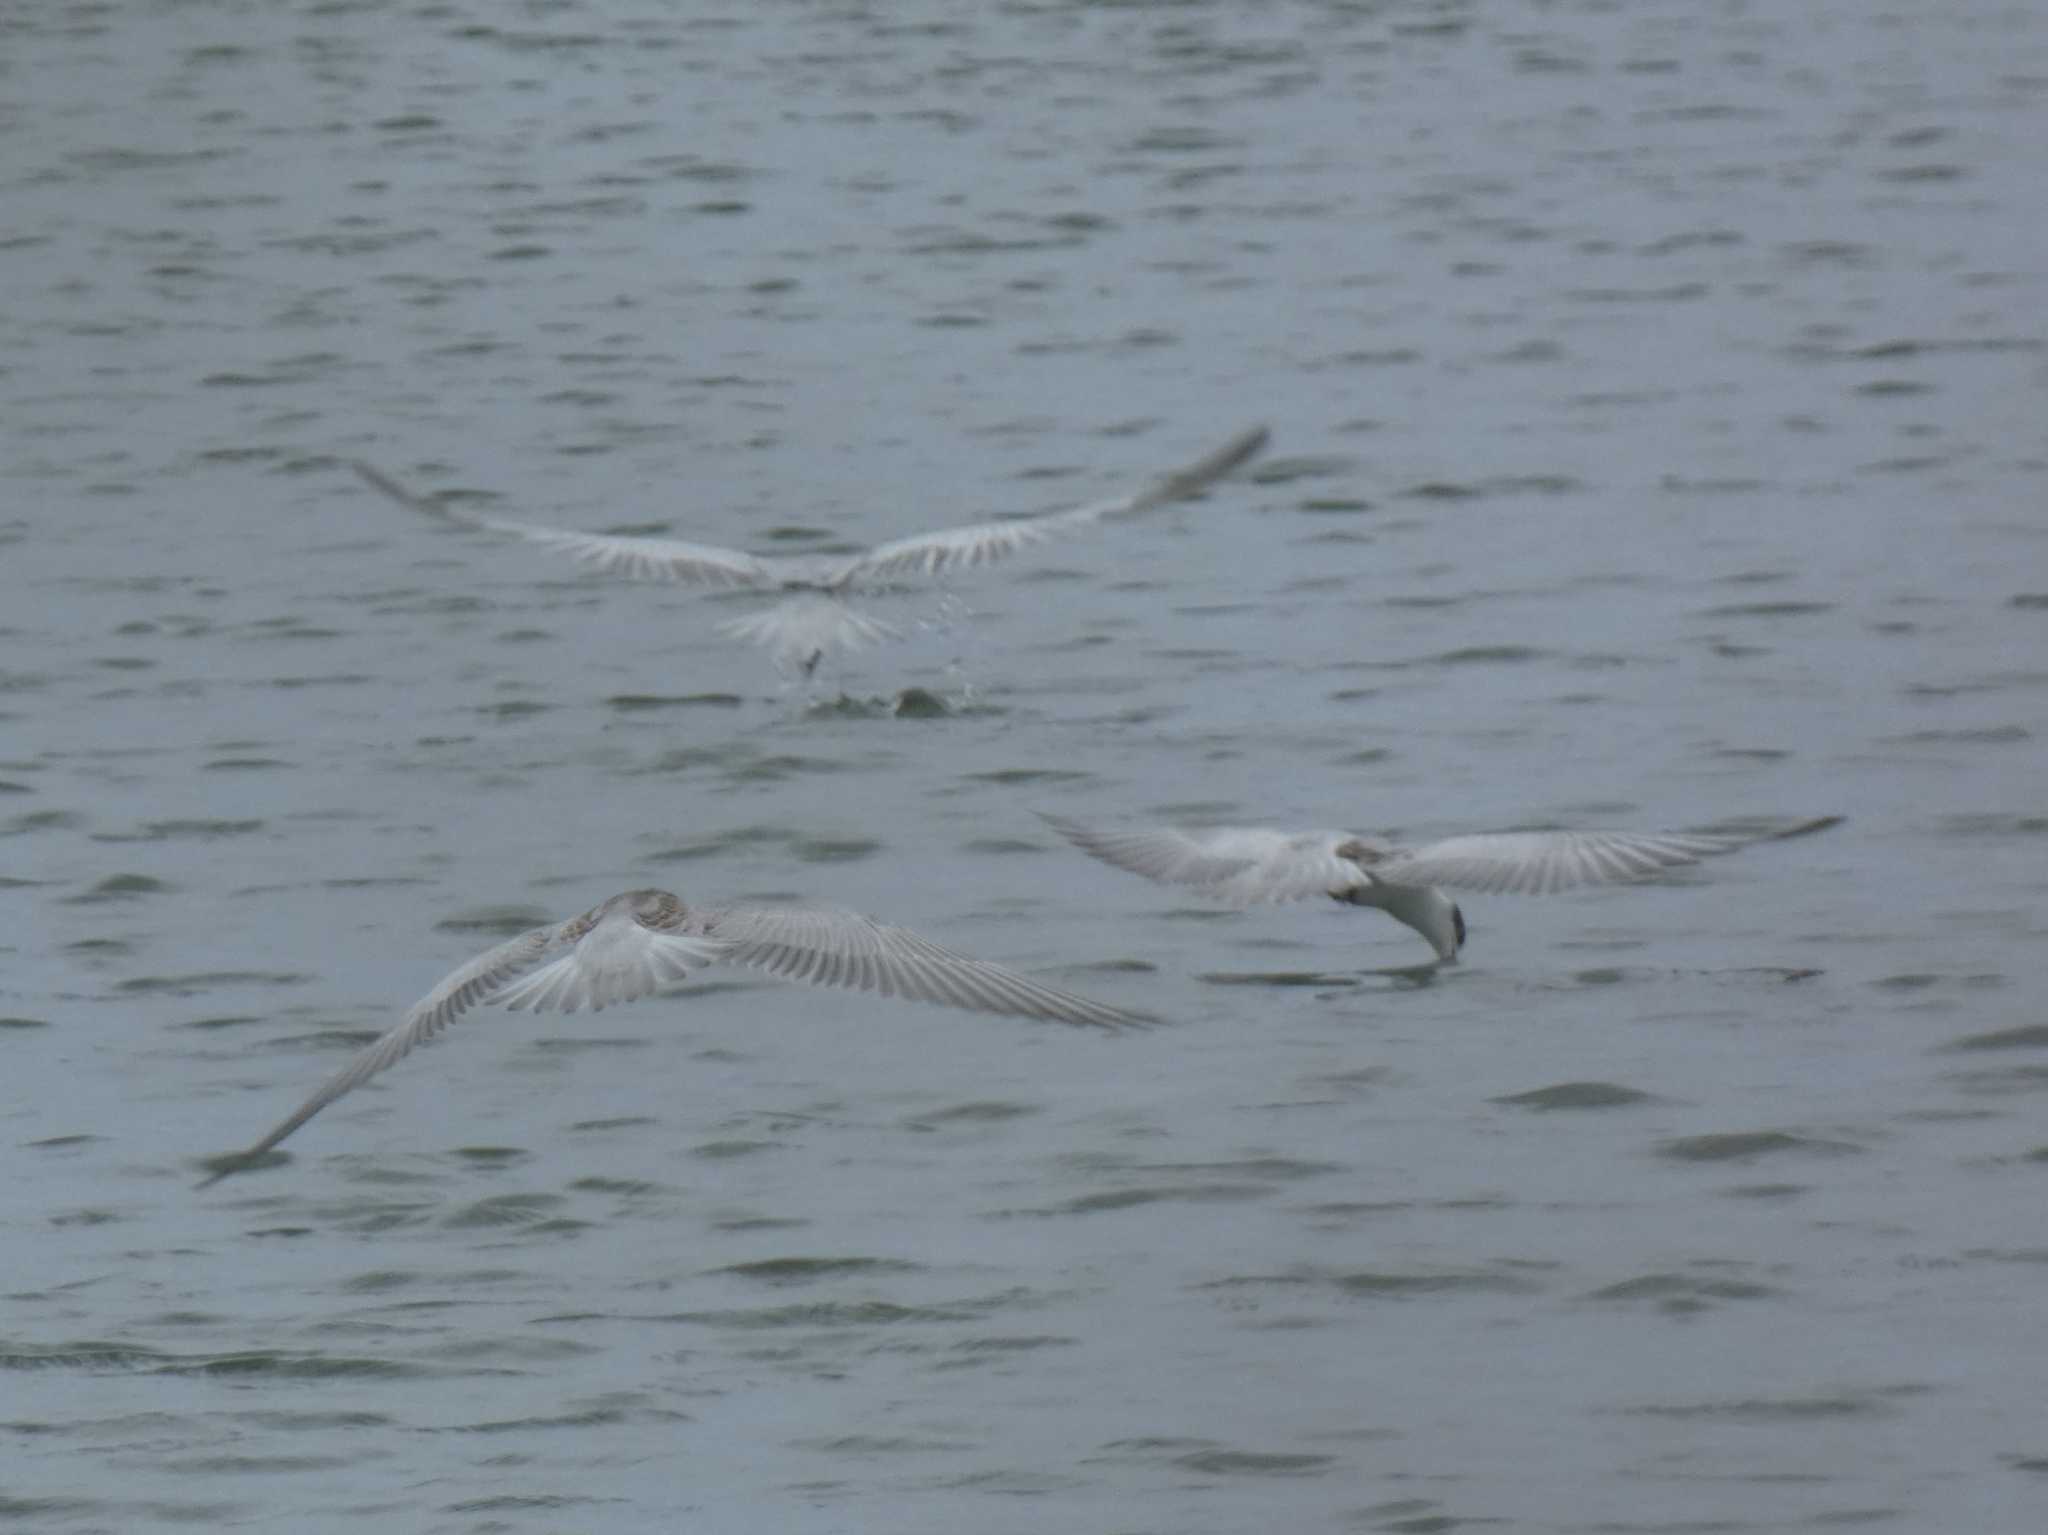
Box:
[6, 2, 2048, 1531]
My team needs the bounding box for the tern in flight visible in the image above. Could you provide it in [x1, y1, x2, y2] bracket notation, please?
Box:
[353, 425, 1268, 674]
[202, 888, 1148, 1183]
[1043, 812, 1842, 965]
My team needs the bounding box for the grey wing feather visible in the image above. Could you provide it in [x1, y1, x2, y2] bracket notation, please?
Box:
[353, 461, 782, 590]
[828, 425, 1268, 589]
[1367, 830, 1755, 896]
[1042, 814, 1367, 905]
[696, 904, 1151, 1031]
[1122, 424, 1271, 514]
[199, 921, 565, 1183]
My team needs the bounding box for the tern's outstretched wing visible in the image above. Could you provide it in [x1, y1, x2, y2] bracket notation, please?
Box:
[1362, 818, 1844, 895]
[696, 903, 1152, 1031]
[1048, 813, 1843, 903]
[826, 425, 1268, 588]
[354, 461, 784, 590]
[1042, 814, 1369, 906]
[199, 918, 571, 1182]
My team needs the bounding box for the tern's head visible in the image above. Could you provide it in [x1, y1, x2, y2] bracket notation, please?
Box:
[1373, 884, 1466, 964]
[619, 889, 684, 925]
[1425, 900, 1458, 961]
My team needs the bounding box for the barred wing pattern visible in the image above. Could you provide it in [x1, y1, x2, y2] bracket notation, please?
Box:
[463, 523, 780, 589]
[1359, 830, 1752, 896]
[487, 919, 724, 1014]
[352, 462, 779, 589]
[692, 904, 1150, 1032]
[833, 425, 1270, 587]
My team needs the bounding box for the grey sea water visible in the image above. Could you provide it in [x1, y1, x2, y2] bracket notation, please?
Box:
[6, 1, 2047, 1531]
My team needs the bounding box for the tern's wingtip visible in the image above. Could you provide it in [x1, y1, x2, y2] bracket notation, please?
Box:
[1033, 809, 1094, 843]
[1209, 424, 1271, 472]
[195, 1148, 286, 1190]
[1768, 814, 1846, 843]
[350, 459, 444, 515]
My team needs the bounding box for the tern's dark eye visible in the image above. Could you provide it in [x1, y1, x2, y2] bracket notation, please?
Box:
[1452, 904, 1467, 950]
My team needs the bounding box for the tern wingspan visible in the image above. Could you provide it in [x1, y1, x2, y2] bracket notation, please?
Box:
[202, 887, 1146, 1182]
[352, 426, 1265, 663]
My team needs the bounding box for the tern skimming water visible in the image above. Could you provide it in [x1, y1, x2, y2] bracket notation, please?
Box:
[353, 425, 1268, 673]
[202, 889, 1148, 1183]
[1043, 812, 1842, 965]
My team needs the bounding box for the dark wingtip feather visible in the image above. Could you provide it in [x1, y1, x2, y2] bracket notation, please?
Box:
[352, 460, 462, 521]
[1172, 425, 1270, 490]
[194, 1147, 288, 1190]
[1762, 815, 1845, 843]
